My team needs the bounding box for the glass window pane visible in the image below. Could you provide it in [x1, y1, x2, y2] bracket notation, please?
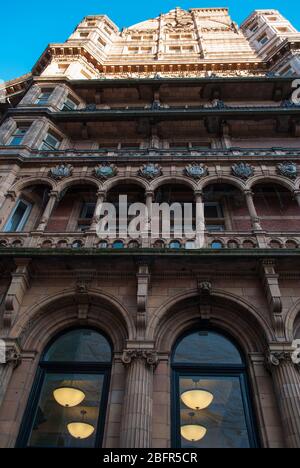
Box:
[28, 373, 104, 448]
[173, 331, 243, 365]
[5, 200, 30, 232]
[9, 136, 24, 146]
[44, 329, 111, 363]
[179, 375, 251, 448]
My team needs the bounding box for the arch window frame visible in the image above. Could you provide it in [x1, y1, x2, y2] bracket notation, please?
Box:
[171, 328, 259, 449]
[16, 327, 112, 449]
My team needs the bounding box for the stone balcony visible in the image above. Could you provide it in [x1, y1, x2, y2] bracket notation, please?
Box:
[0, 230, 299, 251]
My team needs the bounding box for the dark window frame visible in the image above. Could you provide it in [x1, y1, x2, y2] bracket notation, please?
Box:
[171, 328, 260, 449]
[16, 327, 112, 449]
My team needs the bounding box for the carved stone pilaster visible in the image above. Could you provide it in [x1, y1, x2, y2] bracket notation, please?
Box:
[120, 346, 159, 447]
[260, 259, 284, 339]
[265, 346, 300, 448]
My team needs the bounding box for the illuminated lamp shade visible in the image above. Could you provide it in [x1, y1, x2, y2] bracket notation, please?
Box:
[53, 387, 85, 408]
[181, 389, 214, 411]
[181, 424, 207, 442]
[67, 422, 95, 440]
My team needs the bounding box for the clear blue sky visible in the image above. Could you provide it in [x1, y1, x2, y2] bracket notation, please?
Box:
[1, 1, 300, 81]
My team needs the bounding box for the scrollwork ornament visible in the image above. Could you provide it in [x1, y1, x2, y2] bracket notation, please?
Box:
[232, 162, 254, 180]
[139, 163, 162, 180]
[265, 351, 293, 373]
[122, 349, 159, 368]
[185, 163, 208, 179]
[94, 163, 118, 180]
[5, 346, 21, 368]
[49, 164, 73, 180]
[277, 161, 297, 179]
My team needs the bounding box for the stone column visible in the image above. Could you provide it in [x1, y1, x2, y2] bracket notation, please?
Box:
[266, 349, 300, 448]
[120, 349, 159, 448]
[195, 190, 205, 248]
[0, 118, 16, 145]
[294, 190, 300, 209]
[0, 341, 21, 408]
[36, 191, 59, 232]
[244, 190, 262, 231]
[22, 119, 48, 148]
[48, 85, 69, 110]
[89, 191, 106, 232]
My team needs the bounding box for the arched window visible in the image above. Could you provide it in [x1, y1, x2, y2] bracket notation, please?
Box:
[172, 330, 258, 448]
[17, 329, 112, 448]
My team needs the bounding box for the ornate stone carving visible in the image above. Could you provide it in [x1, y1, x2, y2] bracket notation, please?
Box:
[49, 164, 73, 180]
[139, 163, 162, 180]
[94, 163, 118, 180]
[3, 342, 22, 368]
[266, 351, 293, 370]
[185, 163, 208, 179]
[122, 349, 159, 368]
[232, 162, 254, 179]
[197, 279, 212, 296]
[277, 161, 297, 179]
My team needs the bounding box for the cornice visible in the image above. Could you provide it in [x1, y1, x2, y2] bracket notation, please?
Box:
[1, 147, 300, 165]
[5, 105, 300, 124]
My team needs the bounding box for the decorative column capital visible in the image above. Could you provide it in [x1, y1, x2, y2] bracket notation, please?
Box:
[244, 189, 254, 197]
[121, 349, 159, 369]
[96, 190, 106, 199]
[265, 345, 297, 372]
[194, 189, 203, 198]
[49, 190, 59, 200]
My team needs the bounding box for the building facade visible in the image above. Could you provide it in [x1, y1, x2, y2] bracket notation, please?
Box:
[0, 7, 300, 448]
